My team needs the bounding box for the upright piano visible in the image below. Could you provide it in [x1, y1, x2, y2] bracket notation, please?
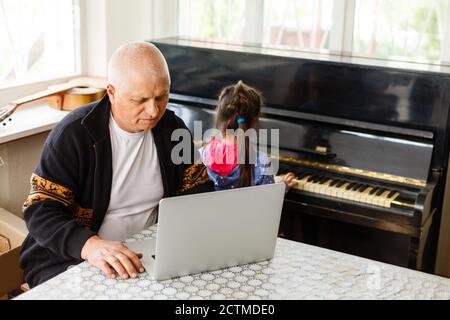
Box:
[152, 37, 450, 273]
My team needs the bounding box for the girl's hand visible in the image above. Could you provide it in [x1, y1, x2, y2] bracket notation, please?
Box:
[282, 172, 297, 190]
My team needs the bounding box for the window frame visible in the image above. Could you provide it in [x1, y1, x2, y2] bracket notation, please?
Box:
[442, 2, 450, 64]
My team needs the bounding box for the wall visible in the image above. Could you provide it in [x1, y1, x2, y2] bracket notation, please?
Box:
[83, 0, 178, 78]
[0, 132, 49, 217]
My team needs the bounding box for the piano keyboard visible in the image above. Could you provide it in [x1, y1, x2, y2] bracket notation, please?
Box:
[275, 173, 415, 209]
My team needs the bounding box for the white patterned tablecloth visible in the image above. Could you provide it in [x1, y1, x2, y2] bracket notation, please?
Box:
[16, 225, 450, 300]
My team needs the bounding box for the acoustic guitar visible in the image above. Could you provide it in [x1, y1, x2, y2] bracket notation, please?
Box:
[0, 77, 107, 125]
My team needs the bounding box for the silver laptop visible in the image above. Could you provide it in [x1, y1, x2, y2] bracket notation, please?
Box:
[126, 182, 286, 281]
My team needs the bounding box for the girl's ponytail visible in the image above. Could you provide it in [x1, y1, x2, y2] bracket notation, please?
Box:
[215, 81, 262, 188]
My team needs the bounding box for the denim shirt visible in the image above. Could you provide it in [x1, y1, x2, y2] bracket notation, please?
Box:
[200, 146, 275, 191]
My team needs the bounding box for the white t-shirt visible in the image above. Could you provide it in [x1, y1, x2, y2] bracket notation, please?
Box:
[98, 113, 164, 241]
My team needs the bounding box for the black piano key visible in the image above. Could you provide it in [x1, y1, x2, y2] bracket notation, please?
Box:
[351, 184, 361, 191]
[319, 177, 329, 184]
[297, 172, 309, 180]
[336, 180, 346, 188]
[369, 188, 378, 195]
[376, 189, 386, 196]
[311, 175, 320, 183]
[387, 190, 397, 198]
[329, 180, 340, 187]
[346, 183, 355, 190]
[358, 185, 369, 192]
[307, 175, 316, 182]
[317, 176, 326, 183]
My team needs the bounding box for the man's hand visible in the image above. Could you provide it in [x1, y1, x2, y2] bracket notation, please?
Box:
[282, 172, 297, 190]
[81, 235, 145, 279]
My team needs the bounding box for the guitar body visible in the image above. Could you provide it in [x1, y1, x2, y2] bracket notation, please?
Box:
[47, 87, 106, 111]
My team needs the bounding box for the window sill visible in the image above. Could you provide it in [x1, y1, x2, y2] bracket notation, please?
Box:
[0, 101, 69, 144]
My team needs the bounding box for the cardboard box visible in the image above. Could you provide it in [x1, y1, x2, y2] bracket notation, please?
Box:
[0, 207, 28, 296]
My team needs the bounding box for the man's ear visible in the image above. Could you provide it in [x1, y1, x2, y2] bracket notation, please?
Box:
[107, 84, 116, 105]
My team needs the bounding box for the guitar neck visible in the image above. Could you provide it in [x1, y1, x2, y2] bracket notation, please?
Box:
[13, 83, 77, 106]
[0, 77, 107, 123]
[0, 83, 77, 123]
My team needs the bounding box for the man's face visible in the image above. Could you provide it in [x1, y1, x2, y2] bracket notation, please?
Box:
[108, 71, 170, 132]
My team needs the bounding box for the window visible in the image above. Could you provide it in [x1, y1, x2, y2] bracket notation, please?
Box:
[353, 0, 449, 63]
[0, 0, 80, 88]
[178, 0, 336, 51]
[178, 0, 247, 43]
[178, 0, 450, 65]
[262, 0, 335, 51]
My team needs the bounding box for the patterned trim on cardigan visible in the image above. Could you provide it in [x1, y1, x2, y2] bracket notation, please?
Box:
[178, 163, 211, 194]
[23, 173, 93, 228]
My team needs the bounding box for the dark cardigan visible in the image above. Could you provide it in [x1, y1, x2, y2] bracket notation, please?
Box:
[20, 95, 213, 287]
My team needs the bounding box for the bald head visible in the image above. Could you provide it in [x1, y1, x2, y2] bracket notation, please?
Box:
[108, 42, 170, 91]
[107, 42, 171, 132]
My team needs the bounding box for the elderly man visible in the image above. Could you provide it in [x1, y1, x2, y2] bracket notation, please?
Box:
[20, 42, 212, 287]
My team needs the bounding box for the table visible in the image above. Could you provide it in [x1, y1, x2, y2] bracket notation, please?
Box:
[16, 225, 450, 300]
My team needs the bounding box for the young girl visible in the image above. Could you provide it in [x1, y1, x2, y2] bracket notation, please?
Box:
[200, 80, 296, 191]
